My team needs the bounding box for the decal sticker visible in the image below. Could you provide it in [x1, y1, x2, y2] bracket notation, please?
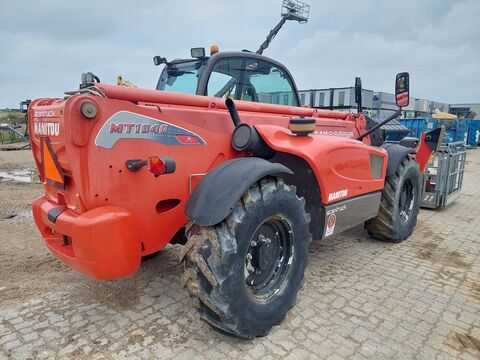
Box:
[33, 121, 60, 136]
[325, 213, 336, 237]
[175, 134, 201, 144]
[328, 189, 348, 202]
[95, 111, 206, 149]
[326, 204, 347, 216]
[313, 130, 354, 138]
[34, 109, 55, 118]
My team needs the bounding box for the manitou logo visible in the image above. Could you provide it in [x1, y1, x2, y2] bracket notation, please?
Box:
[328, 189, 348, 202]
[33, 121, 60, 136]
[109, 122, 169, 134]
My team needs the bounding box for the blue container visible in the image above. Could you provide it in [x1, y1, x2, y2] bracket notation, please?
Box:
[426, 118, 467, 144]
[382, 119, 410, 141]
[399, 118, 469, 144]
[398, 118, 429, 138]
[455, 119, 468, 144]
[467, 119, 480, 148]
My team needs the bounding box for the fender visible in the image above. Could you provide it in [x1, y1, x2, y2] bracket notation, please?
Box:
[254, 125, 387, 205]
[381, 143, 416, 176]
[185, 157, 293, 226]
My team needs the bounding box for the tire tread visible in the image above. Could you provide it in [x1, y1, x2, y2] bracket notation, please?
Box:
[181, 177, 310, 338]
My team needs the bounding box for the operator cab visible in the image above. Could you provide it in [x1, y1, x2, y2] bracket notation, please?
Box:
[155, 48, 300, 107]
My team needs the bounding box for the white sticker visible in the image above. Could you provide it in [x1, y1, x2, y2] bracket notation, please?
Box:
[33, 121, 60, 136]
[328, 189, 348, 202]
[325, 214, 337, 237]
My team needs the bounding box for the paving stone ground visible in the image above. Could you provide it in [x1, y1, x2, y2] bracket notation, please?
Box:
[0, 149, 479, 359]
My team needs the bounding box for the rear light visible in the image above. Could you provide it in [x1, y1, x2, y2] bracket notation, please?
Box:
[147, 156, 176, 176]
[147, 156, 165, 176]
[126, 156, 175, 177]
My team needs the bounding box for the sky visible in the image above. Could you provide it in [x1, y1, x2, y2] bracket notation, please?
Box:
[1, 0, 479, 108]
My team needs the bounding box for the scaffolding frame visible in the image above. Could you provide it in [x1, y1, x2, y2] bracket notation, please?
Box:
[421, 142, 466, 209]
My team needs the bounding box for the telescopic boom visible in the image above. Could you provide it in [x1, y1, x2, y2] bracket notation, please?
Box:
[256, 0, 310, 55]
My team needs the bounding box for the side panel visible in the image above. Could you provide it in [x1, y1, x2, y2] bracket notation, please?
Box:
[255, 125, 387, 204]
[323, 192, 381, 238]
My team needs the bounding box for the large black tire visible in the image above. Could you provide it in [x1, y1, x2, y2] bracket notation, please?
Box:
[180, 177, 311, 339]
[366, 156, 421, 242]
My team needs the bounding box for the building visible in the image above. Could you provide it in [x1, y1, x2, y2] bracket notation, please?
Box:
[299, 86, 453, 120]
[299, 87, 374, 113]
[449, 103, 480, 118]
[372, 92, 398, 120]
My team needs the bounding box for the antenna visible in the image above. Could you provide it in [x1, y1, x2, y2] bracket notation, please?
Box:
[256, 0, 310, 55]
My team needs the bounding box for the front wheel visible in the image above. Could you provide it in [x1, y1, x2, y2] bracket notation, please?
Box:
[366, 156, 421, 242]
[180, 177, 311, 338]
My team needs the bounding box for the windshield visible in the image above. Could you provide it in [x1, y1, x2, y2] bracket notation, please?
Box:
[156, 61, 205, 95]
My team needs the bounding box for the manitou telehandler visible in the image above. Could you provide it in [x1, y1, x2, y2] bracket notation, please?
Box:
[27, 0, 442, 338]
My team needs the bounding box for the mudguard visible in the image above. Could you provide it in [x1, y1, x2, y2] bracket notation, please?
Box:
[382, 143, 416, 176]
[185, 157, 293, 226]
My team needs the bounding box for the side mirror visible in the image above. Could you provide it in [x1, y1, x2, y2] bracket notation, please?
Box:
[355, 77, 362, 113]
[395, 72, 409, 107]
[153, 56, 167, 66]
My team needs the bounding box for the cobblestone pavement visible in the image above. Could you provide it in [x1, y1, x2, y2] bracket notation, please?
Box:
[0, 149, 479, 359]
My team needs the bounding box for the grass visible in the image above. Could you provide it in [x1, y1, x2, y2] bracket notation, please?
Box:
[0, 112, 28, 143]
[0, 111, 25, 123]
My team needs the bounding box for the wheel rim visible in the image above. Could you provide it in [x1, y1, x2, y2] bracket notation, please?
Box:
[245, 216, 294, 300]
[399, 178, 415, 224]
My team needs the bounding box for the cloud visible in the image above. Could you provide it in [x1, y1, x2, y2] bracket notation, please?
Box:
[0, 0, 478, 107]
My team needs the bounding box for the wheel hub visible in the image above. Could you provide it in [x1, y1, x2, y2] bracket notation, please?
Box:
[258, 240, 276, 271]
[245, 217, 294, 299]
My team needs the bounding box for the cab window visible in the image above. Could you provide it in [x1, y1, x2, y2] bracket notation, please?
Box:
[157, 61, 204, 95]
[246, 59, 297, 106]
[206, 58, 242, 99]
[206, 57, 298, 106]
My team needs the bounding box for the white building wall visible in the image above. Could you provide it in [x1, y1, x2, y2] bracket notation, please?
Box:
[313, 89, 331, 107]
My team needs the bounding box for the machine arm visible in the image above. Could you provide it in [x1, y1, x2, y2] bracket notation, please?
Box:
[256, 18, 287, 55]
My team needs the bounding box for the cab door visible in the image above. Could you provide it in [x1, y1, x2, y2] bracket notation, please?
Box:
[198, 53, 300, 107]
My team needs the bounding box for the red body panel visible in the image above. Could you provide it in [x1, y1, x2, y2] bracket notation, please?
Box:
[255, 125, 387, 203]
[29, 84, 376, 279]
[32, 197, 140, 279]
[414, 132, 431, 173]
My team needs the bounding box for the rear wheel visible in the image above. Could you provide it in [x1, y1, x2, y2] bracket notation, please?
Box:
[180, 177, 311, 338]
[366, 156, 421, 242]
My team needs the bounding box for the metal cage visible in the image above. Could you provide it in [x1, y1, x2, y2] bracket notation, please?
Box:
[281, 0, 310, 23]
[421, 142, 467, 209]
